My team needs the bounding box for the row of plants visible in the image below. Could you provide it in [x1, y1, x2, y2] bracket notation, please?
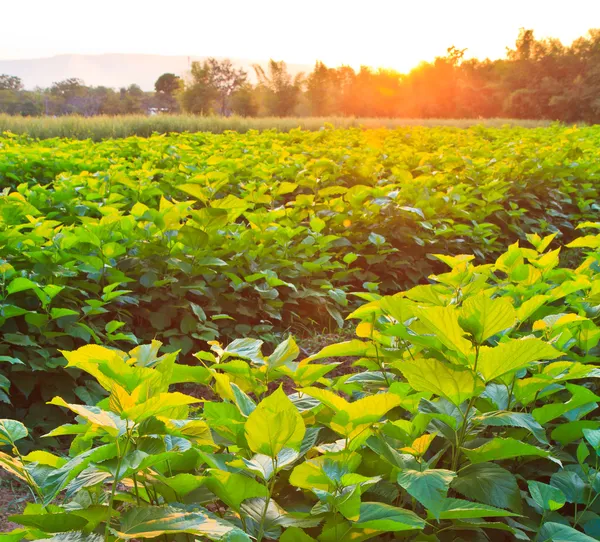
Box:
[0, 125, 599, 431]
[2, 227, 600, 540]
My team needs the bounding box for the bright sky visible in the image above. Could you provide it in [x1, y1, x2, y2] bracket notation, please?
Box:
[2, 0, 600, 72]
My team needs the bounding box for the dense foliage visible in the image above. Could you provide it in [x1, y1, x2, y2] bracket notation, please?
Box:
[3, 227, 600, 540]
[1, 125, 600, 433]
[5, 28, 600, 121]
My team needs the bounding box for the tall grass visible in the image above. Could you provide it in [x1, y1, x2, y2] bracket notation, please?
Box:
[0, 114, 554, 140]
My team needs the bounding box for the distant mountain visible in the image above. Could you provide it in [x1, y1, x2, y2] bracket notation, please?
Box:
[0, 54, 313, 90]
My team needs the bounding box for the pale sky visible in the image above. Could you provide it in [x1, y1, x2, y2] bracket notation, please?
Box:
[2, 0, 600, 72]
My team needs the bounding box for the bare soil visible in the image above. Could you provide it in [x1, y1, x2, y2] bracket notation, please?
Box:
[0, 475, 29, 532]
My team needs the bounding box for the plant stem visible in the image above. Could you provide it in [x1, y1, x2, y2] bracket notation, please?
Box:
[132, 472, 141, 505]
[104, 437, 130, 541]
[370, 314, 390, 386]
[451, 345, 480, 471]
[256, 458, 278, 542]
[13, 445, 45, 507]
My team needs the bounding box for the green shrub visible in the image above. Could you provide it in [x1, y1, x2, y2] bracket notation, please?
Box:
[2, 227, 600, 540]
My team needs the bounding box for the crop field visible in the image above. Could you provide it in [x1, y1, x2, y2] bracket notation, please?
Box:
[1, 125, 600, 540]
[0, 113, 553, 140]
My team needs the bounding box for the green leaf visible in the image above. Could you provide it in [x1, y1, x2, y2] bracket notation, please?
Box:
[304, 340, 370, 362]
[231, 383, 256, 416]
[205, 470, 268, 512]
[414, 305, 472, 357]
[459, 293, 516, 343]
[534, 384, 600, 425]
[396, 469, 455, 518]
[6, 277, 38, 295]
[461, 438, 552, 464]
[577, 440, 590, 464]
[528, 480, 565, 511]
[428, 498, 519, 519]
[473, 411, 548, 444]
[41, 444, 118, 505]
[0, 419, 28, 446]
[0, 356, 24, 365]
[552, 421, 600, 445]
[178, 184, 209, 202]
[170, 364, 211, 385]
[310, 216, 326, 233]
[50, 308, 79, 319]
[9, 512, 88, 533]
[451, 462, 521, 512]
[280, 527, 316, 542]
[477, 338, 561, 382]
[22, 451, 67, 468]
[120, 392, 200, 423]
[397, 358, 483, 406]
[222, 338, 264, 364]
[245, 387, 305, 457]
[551, 471, 586, 504]
[268, 336, 299, 368]
[3, 333, 36, 347]
[39, 533, 103, 542]
[539, 522, 598, 542]
[583, 428, 600, 450]
[112, 504, 250, 540]
[353, 502, 425, 531]
[48, 397, 125, 436]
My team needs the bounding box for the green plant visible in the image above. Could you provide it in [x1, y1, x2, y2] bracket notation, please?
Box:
[3, 228, 600, 540]
[1, 124, 600, 437]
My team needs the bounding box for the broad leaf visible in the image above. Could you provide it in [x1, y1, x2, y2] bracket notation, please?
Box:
[528, 480, 566, 511]
[0, 420, 28, 446]
[396, 469, 455, 518]
[539, 522, 597, 542]
[112, 504, 250, 540]
[451, 462, 522, 512]
[414, 305, 472, 357]
[429, 498, 519, 519]
[477, 338, 561, 382]
[461, 438, 552, 464]
[245, 387, 305, 457]
[353, 502, 425, 531]
[396, 358, 483, 406]
[459, 293, 516, 343]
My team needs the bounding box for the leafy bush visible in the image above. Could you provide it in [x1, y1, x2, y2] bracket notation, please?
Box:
[3, 227, 600, 540]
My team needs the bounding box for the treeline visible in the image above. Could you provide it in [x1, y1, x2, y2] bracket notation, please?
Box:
[3, 28, 600, 121]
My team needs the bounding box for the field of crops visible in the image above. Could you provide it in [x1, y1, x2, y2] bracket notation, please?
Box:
[1, 125, 600, 540]
[0, 114, 552, 140]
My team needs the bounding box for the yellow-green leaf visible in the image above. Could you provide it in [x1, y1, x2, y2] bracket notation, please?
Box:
[396, 358, 483, 406]
[244, 387, 305, 457]
[477, 338, 561, 382]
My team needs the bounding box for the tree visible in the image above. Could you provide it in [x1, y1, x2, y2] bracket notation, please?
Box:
[120, 84, 147, 114]
[207, 59, 247, 115]
[180, 61, 218, 114]
[155, 73, 182, 112]
[0, 75, 23, 91]
[306, 61, 334, 116]
[254, 60, 303, 116]
[50, 78, 85, 98]
[180, 59, 247, 115]
[155, 73, 182, 95]
[230, 83, 259, 116]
